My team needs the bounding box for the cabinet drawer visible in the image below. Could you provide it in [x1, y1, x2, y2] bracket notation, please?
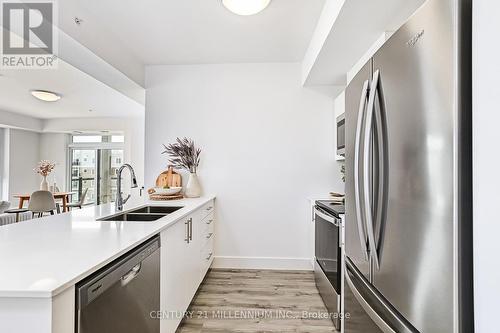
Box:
[202, 225, 214, 249]
[201, 237, 214, 260]
[200, 237, 214, 279]
[202, 212, 215, 233]
[200, 200, 215, 219]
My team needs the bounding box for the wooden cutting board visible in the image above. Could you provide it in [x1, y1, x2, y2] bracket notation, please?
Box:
[156, 166, 182, 188]
[149, 193, 183, 201]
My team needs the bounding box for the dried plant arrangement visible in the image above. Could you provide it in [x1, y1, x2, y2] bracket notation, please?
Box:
[162, 137, 201, 173]
[34, 160, 56, 177]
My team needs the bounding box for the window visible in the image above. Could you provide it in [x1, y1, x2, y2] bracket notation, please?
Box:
[72, 135, 103, 143]
[68, 134, 125, 205]
[111, 135, 125, 143]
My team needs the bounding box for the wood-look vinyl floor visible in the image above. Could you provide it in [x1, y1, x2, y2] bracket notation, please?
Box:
[176, 269, 337, 333]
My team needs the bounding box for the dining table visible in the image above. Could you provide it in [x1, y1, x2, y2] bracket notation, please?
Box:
[14, 192, 76, 213]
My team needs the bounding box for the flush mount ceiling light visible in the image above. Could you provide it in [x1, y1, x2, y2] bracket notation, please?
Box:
[222, 0, 271, 16]
[31, 90, 61, 102]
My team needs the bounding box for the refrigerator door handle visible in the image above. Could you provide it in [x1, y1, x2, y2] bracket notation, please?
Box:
[345, 258, 418, 333]
[354, 79, 370, 261]
[373, 70, 390, 264]
[372, 70, 389, 266]
[364, 72, 381, 269]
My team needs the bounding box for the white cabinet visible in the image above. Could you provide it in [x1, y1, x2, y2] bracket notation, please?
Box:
[185, 215, 201, 302]
[160, 200, 215, 333]
[160, 215, 192, 333]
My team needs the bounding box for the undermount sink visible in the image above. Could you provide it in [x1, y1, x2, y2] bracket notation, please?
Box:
[130, 206, 183, 214]
[99, 206, 184, 222]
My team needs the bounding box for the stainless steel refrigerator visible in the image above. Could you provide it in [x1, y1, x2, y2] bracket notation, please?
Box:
[344, 0, 473, 332]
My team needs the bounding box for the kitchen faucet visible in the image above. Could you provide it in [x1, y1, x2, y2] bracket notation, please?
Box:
[115, 164, 138, 211]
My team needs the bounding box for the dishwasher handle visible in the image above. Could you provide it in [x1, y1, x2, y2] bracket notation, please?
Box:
[121, 263, 142, 286]
[76, 236, 160, 310]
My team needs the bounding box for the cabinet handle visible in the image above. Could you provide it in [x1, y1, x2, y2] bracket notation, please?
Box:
[184, 220, 189, 243]
[206, 206, 213, 211]
[206, 252, 213, 261]
[206, 219, 213, 225]
[206, 232, 213, 239]
[189, 218, 193, 241]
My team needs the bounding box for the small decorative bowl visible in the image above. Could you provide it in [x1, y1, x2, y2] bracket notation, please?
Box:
[153, 187, 182, 195]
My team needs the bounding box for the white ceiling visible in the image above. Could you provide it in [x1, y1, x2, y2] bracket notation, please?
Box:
[58, 0, 326, 66]
[0, 0, 426, 121]
[0, 59, 144, 120]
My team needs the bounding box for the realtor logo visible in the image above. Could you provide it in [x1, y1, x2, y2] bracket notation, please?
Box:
[1, 0, 58, 68]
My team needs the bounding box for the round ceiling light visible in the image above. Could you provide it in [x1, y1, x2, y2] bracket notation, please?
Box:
[31, 90, 61, 102]
[222, 0, 271, 16]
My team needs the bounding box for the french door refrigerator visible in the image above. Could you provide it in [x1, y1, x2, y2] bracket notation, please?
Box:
[344, 0, 473, 332]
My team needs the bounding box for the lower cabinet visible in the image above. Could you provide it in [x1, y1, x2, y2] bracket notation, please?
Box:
[160, 200, 215, 333]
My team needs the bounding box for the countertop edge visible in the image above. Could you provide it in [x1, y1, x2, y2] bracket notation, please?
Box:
[0, 195, 216, 299]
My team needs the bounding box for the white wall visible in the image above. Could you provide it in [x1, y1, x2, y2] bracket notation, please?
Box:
[39, 133, 70, 191]
[473, 1, 500, 331]
[7, 129, 40, 205]
[146, 63, 341, 269]
[0, 109, 43, 132]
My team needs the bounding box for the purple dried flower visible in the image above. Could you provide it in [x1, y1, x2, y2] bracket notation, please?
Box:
[162, 138, 201, 173]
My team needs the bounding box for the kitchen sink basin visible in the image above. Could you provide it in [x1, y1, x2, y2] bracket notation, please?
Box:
[98, 206, 184, 222]
[129, 206, 183, 214]
[99, 213, 167, 222]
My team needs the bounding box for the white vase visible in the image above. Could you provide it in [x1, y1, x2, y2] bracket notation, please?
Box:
[40, 176, 49, 191]
[185, 173, 202, 198]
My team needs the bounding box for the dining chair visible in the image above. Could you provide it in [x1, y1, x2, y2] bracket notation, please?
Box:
[67, 188, 88, 210]
[28, 191, 57, 218]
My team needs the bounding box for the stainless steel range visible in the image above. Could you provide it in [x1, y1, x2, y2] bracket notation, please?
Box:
[314, 200, 345, 331]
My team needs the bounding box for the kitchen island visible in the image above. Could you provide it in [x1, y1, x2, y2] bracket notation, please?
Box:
[0, 195, 216, 333]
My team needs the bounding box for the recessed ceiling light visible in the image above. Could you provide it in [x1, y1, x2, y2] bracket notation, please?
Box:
[222, 0, 271, 16]
[31, 90, 61, 102]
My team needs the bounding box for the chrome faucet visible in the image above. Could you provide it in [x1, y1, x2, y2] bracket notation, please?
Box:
[116, 164, 138, 211]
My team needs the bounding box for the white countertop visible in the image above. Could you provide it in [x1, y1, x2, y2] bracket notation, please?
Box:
[0, 195, 215, 298]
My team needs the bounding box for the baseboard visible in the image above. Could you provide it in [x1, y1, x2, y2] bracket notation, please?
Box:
[212, 256, 314, 271]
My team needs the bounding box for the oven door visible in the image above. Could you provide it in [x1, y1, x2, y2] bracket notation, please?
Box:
[314, 206, 341, 330]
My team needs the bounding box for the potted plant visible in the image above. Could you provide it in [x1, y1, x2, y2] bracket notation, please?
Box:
[34, 160, 56, 191]
[162, 138, 202, 198]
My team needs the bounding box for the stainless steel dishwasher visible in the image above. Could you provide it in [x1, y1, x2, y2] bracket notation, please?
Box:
[76, 236, 160, 333]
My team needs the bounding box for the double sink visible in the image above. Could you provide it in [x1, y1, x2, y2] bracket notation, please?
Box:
[99, 206, 184, 222]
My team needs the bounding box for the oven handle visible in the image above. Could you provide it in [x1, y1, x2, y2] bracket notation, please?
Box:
[314, 207, 339, 227]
